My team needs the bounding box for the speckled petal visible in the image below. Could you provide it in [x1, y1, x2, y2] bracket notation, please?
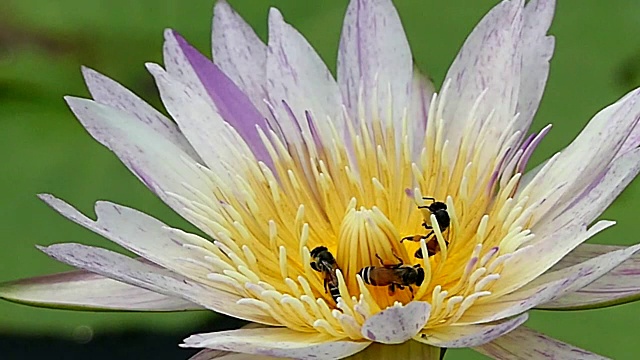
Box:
[474, 326, 609, 359]
[516, 0, 555, 136]
[0, 269, 201, 312]
[527, 88, 640, 232]
[544, 148, 640, 232]
[64, 97, 212, 220]
[182, 328, 370, 360]
[38, 243, 277, 325]
[81, 66, 200, 160]
[460, 242, 640, 324]
[539, 244, 640, 310]
[337, 0, 412, 130]
[360, 301, 431, 344]
[212, 0, 272, 121]
[441, 0, 523, 166]
[266, 8, 344, 147]
[488, 220, 614, 299]
[38, 194, 214, 277]
[417, 313, 528, 348]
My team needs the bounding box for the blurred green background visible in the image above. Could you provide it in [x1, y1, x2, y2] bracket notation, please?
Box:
[1, 0, 639, 359]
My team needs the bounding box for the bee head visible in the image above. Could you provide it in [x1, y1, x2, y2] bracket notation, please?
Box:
[429, 201, 447, 212]
[310, 246, 328, 259]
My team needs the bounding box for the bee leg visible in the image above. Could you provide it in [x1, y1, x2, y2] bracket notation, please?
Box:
[422, 222, 433, 230]
[400, 235, 413, 243]
[414, 248, 424, 259]
[388, 283, 396, 296]
[375, 253, 385, 266]
[323, 278, 330, 294]
[408, 285, 414, 299]
[392, 252, 404, 266]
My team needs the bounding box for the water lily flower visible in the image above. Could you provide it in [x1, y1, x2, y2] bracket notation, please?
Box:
[2, 0, 640, 359]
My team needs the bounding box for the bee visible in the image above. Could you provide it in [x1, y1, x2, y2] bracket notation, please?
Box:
[310, 246, 341, 302]
[401, 197, 450, 259]
[358, 253, 425, 297]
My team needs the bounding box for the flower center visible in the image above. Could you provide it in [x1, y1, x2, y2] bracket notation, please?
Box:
[172, 83, 548, 336]
[336, 205, 412, 307]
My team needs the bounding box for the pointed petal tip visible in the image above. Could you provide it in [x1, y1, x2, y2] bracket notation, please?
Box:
[268, 7, 284, 22]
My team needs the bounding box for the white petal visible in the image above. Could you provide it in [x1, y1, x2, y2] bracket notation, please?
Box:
[544, 148, 640, 232]
[474, 326, 609, 359]
[526, 88, 640, 232]
[488, 220, 614, 299]
[162, 30, 274, 168]
[516, 0, 555, 134]
[266, 8, 344, 148]
[337, 0, 412, 132]
[65, 97, 211, 218]
[360, 301, 431, 344]
[0, 269, 200, 311]
[540, 244, 640, 309]
[212, 0, 271, 121]
[460, 242, 640, 324]
[38, 194, 209, 279]
[39, 243, 277, 325]
[81, 66, 200, 160]
[417, 313, 528, 348]
[441, 0, 524, 167]
[182, 327, 370, 360]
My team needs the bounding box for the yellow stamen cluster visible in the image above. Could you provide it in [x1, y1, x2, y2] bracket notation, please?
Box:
[169, 81, 540, 337]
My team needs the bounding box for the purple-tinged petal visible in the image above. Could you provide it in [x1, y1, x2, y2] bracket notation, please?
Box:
[212, 0, 272, 122]
[163, 30, 273, 169]
[539, 244, 640, 310]
[408, 67, 436, 158]
[515, 0, 556, 137]
[526, 89, 640, 232]
[360, 301, 431, 344]
[181, 328, 370, 360]
[474, 326, 609, 360]
[266, 8, 344, 149]
[617, 119, 640, 158]
[147, 62, 260, 178]
[516, 124, 552, 173]
[440, 0, 524, 167]
[81, 67, 200, 161]
[0, 269, 201, 312]
[460, 242, 640, 324]
[337, 0, 412, 131]
[39, 243, 277, 326]
[64, 97, 212, 220]
[417, 313, 528, 348]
